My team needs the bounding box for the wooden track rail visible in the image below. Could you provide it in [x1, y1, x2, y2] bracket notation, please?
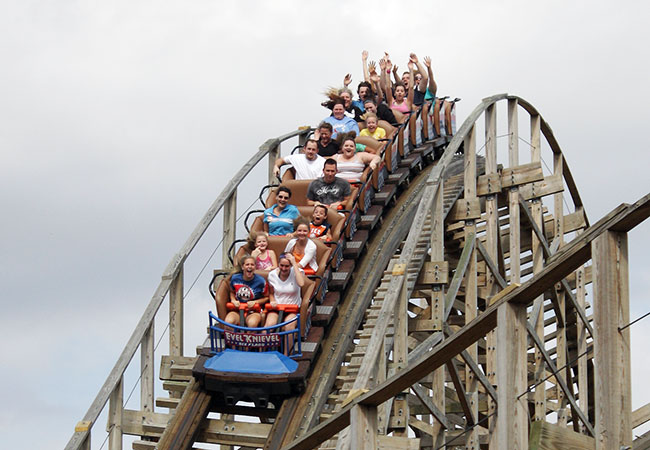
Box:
[67, 93, 650, 450]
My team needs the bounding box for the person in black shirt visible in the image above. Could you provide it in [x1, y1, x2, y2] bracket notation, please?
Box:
[363, 98, 397, 126]
[314, 122, 340, 157]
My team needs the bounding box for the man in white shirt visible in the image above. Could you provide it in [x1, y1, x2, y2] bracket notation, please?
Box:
[273, 139, 325, 180]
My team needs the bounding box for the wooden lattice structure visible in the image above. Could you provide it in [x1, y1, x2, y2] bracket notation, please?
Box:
[65, 94, 650, 450]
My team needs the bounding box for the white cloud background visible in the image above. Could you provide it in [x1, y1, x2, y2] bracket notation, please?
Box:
[1, 0, 649, 448]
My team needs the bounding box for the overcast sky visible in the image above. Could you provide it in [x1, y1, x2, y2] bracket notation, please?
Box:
[2, 1, 649, 448]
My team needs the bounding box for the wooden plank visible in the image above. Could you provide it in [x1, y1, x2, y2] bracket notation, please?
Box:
[377, 435, 419, 450]
[501, 161, 544, 188]
[477, 172, 501, 196]
[593, 231, 632, 449]
[416, 261, 449, 285]
[447, 198, 481, 221]
[160, 355, 196, 381]
[122, 409, 271, 447]
[529, 421, 595, 450]
[518, 173, 564, 201]
[633, 403, 650, 429]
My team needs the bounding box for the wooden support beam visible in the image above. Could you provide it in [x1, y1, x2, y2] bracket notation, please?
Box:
[444, 232, 476, 319]
[108, 376, 123, 450]
[496, 300, 528, 449]
[463, 129, 480, 446]
[222, 191, 237, 271]
[508, 98, 519, 166]
[518, 194, 595, 337]
[576, 228, 589, 434]
[156, 379, 212, 450]
[350, 404, 377, 449]
[141, 323, 154, 412]
[526, 322, 594, 436]
[529, 420, 595, 450]
[412, 383, 449, 429]
[170, 266, 184, 358]
[633, 403, 650, 429]
[268, 143, 280, 185]
[593, 231, 632, 449]
[446, 360, 476, 426]
[486, 104, 500, 449]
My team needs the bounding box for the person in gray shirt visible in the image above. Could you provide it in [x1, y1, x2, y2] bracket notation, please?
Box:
[306, 158, 352, 211]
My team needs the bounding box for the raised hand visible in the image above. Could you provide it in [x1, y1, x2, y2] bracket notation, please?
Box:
[423, 56, 432, 68]
[379, 58, 387, 71]
[343, 73, 352, 86]
[407, 61, 415, 71]
[362, 50, 368, 60]
[409, 53, 419, 64]
[368, 61, 377, 75]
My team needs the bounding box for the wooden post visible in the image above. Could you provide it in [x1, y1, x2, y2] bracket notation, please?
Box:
[268, 143, 280, 185]
[108, 376, 123, 450]
[592, 231, 632, 449]
[508, 102, 521, 285]
[508, 99, 519, 162]
[141, 323, 154, 412]
[465, 120, 479, 449]
[531, 198, 546, 422]
[553, 153, 567, 425]
[391, 277, 409, 437]
[350, 404, 377, 449]
[575, 225, 589, 434]
[529, 112, 547, 422]
[298, 131, 309, 148]
[169, 266, 184, 358]
[530, 114, 541, 163]
[430, 181, 446, 448]
[496, 301, 528, 449]
[485, 103, 499, 449]
[81, 434, 90, 450]
[222, 191, 237, 271]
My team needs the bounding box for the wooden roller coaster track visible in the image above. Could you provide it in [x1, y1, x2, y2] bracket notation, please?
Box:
[66, 93, 650, 450]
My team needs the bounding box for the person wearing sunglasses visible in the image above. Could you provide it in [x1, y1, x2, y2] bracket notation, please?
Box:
[263, 185, 300, 236]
